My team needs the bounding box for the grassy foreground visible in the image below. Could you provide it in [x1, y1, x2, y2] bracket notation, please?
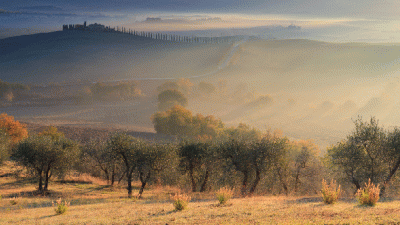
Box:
[1, 162, 400, 224]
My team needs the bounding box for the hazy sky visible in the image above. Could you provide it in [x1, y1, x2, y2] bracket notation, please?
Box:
[1, 0, 400, 42]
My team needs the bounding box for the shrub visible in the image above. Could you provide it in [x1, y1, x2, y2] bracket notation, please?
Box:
[216, 187, 234, 205]
[355, 179, 380, 206]
[9, 197, 18, 205]
[171, 193, 191, 211]
[0, 113, 28, 144]
[53, 198, 70, 215]
[321, 179, 341, 204]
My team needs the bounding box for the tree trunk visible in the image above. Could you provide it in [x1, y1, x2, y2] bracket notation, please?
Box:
[380, 157, 400, 196]
[44, 167, 50, 192]
[189, 165, 197, 192]
[111, 166, 115, 186]
[104, 170, 110, 185]
[294, 167, 301, 193]
[351, 174, 361, 191]
[241, 170, 249, 196]
[276, 166, 288, 195]
[127, 169, 133, 198]
[249, 168, 261, 195]
[118, 171, 126, 184]
[138, 171, 151, 198]
[38, 171, 43, 193]
[200, 169, 209, 192]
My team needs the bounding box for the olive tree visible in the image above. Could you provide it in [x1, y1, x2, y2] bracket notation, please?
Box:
[326, 117, 389, 192]
[13, 136, 80, 193]
[108, 133, 144, 197]
[179, 140, 216, 192]
[380, 127, 400, 195]
[221, 134, 288, 196]
[83, 140, 124, 185]
[136, 143, 173, 198]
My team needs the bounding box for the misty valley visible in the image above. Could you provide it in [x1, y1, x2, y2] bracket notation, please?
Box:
[2, 30, 400, 149]
[2, 23, 400, 224]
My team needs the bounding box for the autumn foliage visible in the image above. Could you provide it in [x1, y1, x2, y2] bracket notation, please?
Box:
[0, 113, 28, 144]
[39, 126, 65, 141]
[152, 105, 224, 138]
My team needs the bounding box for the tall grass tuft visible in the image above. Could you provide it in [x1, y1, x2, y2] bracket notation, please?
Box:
[53, 198, 70, 215]
[171, 193, 191, 211]
[216, 187, 234, 205]
[9, 197, 18, 205]
[355, 179, 380, 206]
[321, 179, 341, 204]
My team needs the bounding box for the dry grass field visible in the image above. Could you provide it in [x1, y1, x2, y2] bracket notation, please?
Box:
[1, 162, 400, 224]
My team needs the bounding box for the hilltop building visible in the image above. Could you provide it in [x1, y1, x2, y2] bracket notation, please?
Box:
[62, 22, 116, 32]
[287, 24, 301, 30]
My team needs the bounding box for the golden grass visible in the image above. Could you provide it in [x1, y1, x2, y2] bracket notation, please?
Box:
[1, 162, 400, 224]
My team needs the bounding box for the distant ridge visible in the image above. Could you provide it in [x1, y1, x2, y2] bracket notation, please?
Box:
[0, 30, 233, 84]
[61, 21, 238, 44]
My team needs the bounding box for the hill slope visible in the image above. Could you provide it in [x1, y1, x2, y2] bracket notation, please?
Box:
[0, 31, 232, 84]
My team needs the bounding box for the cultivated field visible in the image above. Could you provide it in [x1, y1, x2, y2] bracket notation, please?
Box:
[1, 162, 400, 225]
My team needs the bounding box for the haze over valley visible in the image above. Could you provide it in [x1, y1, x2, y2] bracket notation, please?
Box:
[2, 28, 400, 149]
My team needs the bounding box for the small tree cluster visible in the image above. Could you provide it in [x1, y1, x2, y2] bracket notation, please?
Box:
[82, 139, 125, 186]
[152, 105, 224, 138]
[75, 81, 141, 103]
[108, 133, 174, 198]
[157, 89, 187, 111]
[326, 117, 400, 196]
[13, 135, 80, 193]
[0, 113, 28, 144]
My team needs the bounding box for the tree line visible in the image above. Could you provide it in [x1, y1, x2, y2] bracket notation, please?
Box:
[2, 111, 400, 198]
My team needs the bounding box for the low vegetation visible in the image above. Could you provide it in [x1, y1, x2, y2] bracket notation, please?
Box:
[75, 81, 141, 103]
[53, 198, 70, 215]
[321, 179, 341, 204]
[216, 187, 234, 205]
[171, 193, 191, 211]
[355, 179, 380, 206]
[2, 113, 400, 223]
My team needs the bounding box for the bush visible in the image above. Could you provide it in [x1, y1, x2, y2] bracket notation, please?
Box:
[171, 193, 191, 211]
[9, 197, 18, 205]
[53, 198, 70, 215]
[0, 113, 28, 144]
[216, 187, 234, 205]
[321, 179, 341, 204]
[355, 179, 380, 206]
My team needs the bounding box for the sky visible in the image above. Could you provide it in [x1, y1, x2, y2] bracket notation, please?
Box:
[1, 0, 400, 42]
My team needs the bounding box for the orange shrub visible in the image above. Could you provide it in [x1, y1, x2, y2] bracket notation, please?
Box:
[355, 179, 380, 206]
[0, 113, 28, 144]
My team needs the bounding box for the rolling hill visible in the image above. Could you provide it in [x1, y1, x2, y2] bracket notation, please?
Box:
[2, 31, 400, 149]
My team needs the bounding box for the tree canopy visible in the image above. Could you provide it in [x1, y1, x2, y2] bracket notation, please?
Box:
[0, 113, 28, 144]
[152, 105, 224, 138]
[157, 89, 188, 111]
[13, 136, 80, 193]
